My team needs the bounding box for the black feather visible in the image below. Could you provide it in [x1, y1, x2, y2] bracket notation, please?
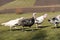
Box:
[19, 17, 35, 27]
[52, 17, 58, 21]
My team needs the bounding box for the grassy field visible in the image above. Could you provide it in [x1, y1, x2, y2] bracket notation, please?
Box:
[0, 0, 35, 10]
[0, 12, 60, 40]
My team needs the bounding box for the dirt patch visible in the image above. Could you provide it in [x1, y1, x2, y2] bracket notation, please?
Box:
[0, 7, 60, 14]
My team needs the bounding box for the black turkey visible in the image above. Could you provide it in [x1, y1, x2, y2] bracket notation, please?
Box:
[18, 13, 36, 31]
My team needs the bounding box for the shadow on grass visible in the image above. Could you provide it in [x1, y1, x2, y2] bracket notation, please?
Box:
[56, 33, 60, 40]
[11, 28, 39, 32]
[0, 25, 51, 32]
[0, 37, 4, 40]
[51, 26, 60, 29]
[57, 26, 60, 28]
[15, 29, 48, 40]
[0, 28, 39, 33]
[30, 30, 47, 40]
[38, 25, 51, 28]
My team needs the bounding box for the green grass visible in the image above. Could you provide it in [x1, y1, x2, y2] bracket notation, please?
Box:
[0, 0, 35, 10]
[0, 12, 60, 40]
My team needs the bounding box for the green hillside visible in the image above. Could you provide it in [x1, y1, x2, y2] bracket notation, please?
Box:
[0, 0, 35, 10]
[0, 12, 60, 40]
[0, 0, 60, 40]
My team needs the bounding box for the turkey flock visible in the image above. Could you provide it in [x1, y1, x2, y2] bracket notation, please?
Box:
[1, 13, 60, 31]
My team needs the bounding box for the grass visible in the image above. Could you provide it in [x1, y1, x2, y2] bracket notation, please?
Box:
[0, 12, 60, 40]
[0, 0, 35, 10]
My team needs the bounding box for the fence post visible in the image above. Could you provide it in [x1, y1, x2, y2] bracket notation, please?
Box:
[16, 8, 23, 14]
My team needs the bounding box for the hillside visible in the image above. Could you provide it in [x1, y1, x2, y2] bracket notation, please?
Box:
[0, 12, 60, 40]
[0, 0, 14, 6]
[35, 0, 60, 6]
[0, 0, 35, 10]
[0, 0, 60, 13]
[0, 0, 60, 40]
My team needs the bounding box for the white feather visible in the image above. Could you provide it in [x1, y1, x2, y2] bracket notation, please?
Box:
[35, 14, 47, 24]
[1, 17, 24, 30]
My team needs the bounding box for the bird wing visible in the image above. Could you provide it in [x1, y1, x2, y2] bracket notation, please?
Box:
[35, 16, 44, 24]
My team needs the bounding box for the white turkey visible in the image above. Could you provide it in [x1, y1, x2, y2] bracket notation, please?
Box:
[1, 17, 24, 31]
[48, 15, 60, 27]
[35, 13, 48, 28]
